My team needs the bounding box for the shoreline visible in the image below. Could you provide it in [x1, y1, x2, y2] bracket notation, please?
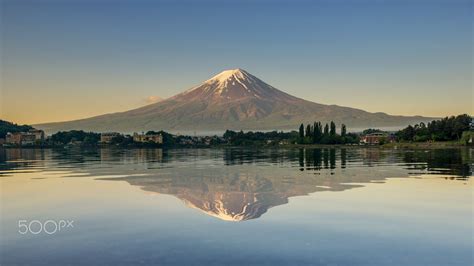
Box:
[0, 141, 471, 150]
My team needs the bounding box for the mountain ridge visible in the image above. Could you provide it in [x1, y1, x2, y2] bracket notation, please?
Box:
[35, 68, 435, 134]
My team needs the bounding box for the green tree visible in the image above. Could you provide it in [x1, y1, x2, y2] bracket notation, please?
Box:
[398, 114, 471, 142]
[306, 124, 312, 138]
[452, 114, 471, 139]
[313, 121, 322, 143]
[50, 130, 100, 145]
[363, 128, 383, 135]
[341, 124, 347, 137]
[0, 120, 33, 138]
[330, 121, 336, 136]
[323, 123, 329, 136]
[460, 131, 473, 145]
[223, 129, 237, 140]
[344, 133, 359, 144]
[299, 124, 304, 138]
[298, 124, 305, 144]
[398, 125, 415, 141]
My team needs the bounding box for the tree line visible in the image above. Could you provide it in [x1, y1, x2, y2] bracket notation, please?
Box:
[0, 120, 33, 138]
[50, 130, 101, 145]
[48, 130, 221, 147]
[396, 114, 471, 142]
[49, 130, 172, 147]
[298, 121, 358, 144]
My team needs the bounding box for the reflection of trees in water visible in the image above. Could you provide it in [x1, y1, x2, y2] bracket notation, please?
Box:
[0, 149, 46, 174]
[1, 147, 471, 221]
[1, 147, 472, 178]
[341, 148, 347, 169]
[402, 149, 472, 178]
[0, 148, 46, 162]
[1, 147, 471, 178]
[98, 147, 471, 221]
[222, 148, 472, 178]
[98, 148, 469, 221]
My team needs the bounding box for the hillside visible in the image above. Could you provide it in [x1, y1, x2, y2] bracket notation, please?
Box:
[0, 120, 33, 138]
[36, 69, 434, 134]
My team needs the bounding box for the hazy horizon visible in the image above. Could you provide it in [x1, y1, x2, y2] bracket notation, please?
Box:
[1, 0, 472, 124]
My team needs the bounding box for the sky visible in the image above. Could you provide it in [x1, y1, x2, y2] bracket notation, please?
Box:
[1, 0, 472, 124]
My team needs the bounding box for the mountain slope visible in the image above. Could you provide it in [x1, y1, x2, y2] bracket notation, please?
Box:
[36, 69, 434, 133]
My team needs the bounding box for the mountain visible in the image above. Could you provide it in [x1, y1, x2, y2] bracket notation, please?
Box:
[36, 68, 434, 134]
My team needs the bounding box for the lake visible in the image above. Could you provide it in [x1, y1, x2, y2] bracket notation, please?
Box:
[0, 147, 472, 266]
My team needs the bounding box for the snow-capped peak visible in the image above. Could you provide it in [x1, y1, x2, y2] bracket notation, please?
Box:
[175, 68, 296, 103]
[205, 68, 251, 84]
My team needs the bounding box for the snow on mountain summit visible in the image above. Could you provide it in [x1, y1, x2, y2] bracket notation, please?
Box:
[205, 68, 252, 84]
[175, 68, 297, 103]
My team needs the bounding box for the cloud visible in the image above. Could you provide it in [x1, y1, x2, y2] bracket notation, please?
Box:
[145, 96, 164, 104]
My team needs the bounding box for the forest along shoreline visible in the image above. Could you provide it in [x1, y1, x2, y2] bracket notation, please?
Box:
[0, 114, 472, 149]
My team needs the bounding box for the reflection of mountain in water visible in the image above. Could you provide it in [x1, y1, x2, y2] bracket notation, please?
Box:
[151, 176, 288, 221]
[0, 147, 471, 221]
[98, 148, 471, 221]
[102, 170, 344, 222]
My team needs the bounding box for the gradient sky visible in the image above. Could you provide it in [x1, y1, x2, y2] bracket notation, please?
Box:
[1, 0, 472, 124]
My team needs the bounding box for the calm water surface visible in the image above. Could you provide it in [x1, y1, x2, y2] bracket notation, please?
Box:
[0, 147, 472, 266]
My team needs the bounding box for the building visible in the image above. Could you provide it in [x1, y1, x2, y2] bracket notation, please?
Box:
[5, 129, 45, 146]
[21, 133, 36, 145]
[100, 132, 121, 143]
[359, 133, 394, 145]
[6, 132, 22, 145]
[29, 130, 45, 142]
[133, 132, 163, 144]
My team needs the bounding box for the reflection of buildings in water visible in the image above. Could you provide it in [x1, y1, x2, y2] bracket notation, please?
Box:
[359, 148, 384, 166]
[0, 148, 47, 174]
[99, 149, 163, 164]
[2, 148, 46, 161]
[130, 149, 163, 164]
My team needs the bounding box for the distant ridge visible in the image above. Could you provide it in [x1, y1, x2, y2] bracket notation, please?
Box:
[36, 68, 435, 134]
